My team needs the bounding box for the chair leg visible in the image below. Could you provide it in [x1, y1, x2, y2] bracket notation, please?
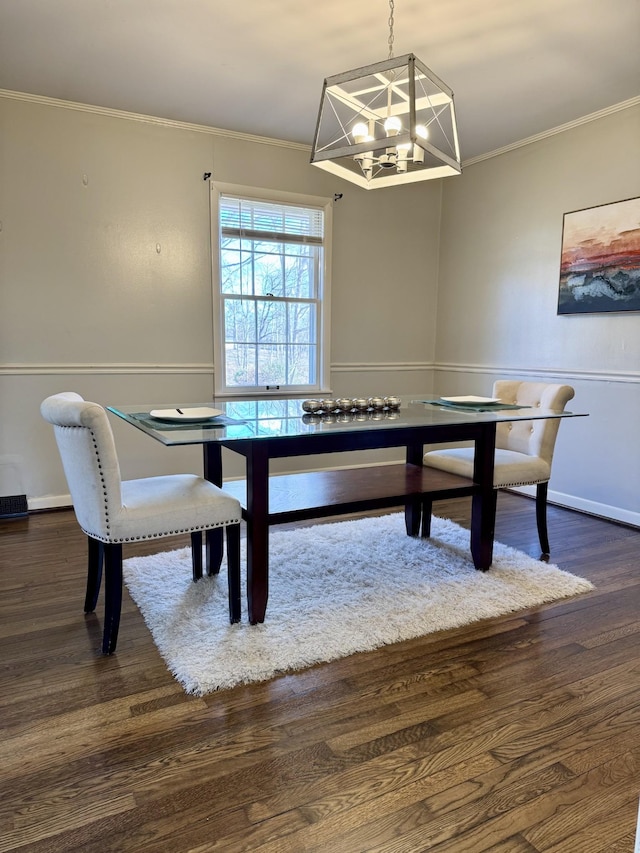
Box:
[191, 531, 203, 581]
[206, 528, 224, 576]
[536, 482, 551, 558]
[421, 498, 433, 538]
[225, 523, 242, 624]
[102, 543, 123, 655]
[84, 536, 104, 613]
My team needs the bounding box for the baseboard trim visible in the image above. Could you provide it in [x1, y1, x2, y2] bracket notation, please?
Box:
[510, 485, 640, 529]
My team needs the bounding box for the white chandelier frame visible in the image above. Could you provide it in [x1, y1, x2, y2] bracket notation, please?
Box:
[310, 53, 461, 190]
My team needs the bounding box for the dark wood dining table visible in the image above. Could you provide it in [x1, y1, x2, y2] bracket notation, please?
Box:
[107, 397, 584, 624]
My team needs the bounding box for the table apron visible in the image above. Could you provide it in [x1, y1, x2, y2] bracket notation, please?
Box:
[216, 421, 492, 461]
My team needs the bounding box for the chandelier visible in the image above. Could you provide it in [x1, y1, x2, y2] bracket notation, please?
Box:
[310, 0, 461, 189]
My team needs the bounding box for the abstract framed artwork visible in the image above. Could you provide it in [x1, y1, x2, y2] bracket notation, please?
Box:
[557, 196, 640, 314]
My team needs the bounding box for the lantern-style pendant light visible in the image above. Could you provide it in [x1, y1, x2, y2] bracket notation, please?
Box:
[310, 0, 461, 189]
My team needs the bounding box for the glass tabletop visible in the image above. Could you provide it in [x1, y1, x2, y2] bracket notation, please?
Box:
[106, 397, 584, 447]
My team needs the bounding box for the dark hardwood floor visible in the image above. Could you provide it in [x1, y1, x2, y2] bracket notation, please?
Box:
[1, 493, 639, 852]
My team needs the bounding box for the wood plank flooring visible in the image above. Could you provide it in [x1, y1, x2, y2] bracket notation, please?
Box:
[0, 494, 638, 852]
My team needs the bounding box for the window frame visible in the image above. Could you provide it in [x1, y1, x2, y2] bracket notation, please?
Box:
[210, 181, 332, 398]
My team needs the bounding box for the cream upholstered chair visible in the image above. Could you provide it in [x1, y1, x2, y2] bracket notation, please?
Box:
[41, 392, 242, 654]
[422, 380, 575, 556]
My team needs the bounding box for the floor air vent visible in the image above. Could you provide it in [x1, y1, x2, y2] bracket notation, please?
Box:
[0, 494, 28, 518]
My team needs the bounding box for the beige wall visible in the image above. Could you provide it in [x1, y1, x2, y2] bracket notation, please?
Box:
[434, 105, 640, 524]
[2, 93, 638, 524]
[0, 95, 441, 504]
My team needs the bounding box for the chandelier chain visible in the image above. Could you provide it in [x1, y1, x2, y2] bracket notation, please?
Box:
[388, 0, 395, 59]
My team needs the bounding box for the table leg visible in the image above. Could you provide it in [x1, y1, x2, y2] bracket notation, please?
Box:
[421, 499, 433, 538]
[203, 444, 224, 575]
[470, 424, 497, 570]
[246, 445, 269, 624]
[404, 500, 421, 536]
[404, 443, 423, 536]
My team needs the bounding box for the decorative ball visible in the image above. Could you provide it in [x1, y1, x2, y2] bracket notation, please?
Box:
[302, 399, 322, 413]
[336, 397, 354, 412]
[320, 399, 337, 412]
[368, 396, 385, 410]
[384, 396, 401, 409]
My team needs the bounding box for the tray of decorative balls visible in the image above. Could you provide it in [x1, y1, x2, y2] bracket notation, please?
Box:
[301, 396, 402, 423]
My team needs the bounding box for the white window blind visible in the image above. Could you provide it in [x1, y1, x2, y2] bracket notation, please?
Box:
[220, 197, 324, 246]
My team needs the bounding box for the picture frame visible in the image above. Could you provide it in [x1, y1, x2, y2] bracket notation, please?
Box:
[557, 196, 640, 314]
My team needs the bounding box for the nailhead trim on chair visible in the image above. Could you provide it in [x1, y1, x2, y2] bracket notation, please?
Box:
[82, 518, 243, 545]
[497, 479, 549, 489]
[91, 429, 111, 535]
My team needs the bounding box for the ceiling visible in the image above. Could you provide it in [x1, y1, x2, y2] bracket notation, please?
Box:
[0, 0, 638, 162]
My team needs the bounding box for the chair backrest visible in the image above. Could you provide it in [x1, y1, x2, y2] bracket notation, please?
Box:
[40, 392, 123, 539]
[493, 380, 575, 465]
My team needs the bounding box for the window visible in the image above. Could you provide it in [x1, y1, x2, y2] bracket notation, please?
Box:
[211, 183, 332, 397]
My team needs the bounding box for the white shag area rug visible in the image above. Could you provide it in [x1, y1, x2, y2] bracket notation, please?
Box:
[123, 513, 594, 695]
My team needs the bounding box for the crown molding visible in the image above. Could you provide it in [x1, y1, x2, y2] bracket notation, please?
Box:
[0, 89, 308, 151]
[2, 89, 637, 165]
[463, 96, 640, 166]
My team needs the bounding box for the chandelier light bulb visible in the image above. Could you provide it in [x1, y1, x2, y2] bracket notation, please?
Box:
[384, 115, 402, 136]
[352, 121, 374, 170]
[412, 123, 429, 164]
[352, 122, 370, 143]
